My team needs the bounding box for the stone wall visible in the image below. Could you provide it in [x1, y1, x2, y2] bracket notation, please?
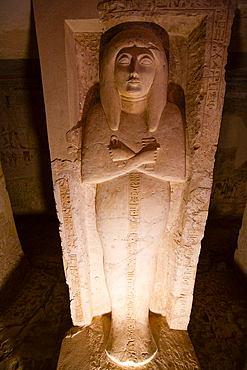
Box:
[0, 63, 55, 215]
[0, 0, 55, 216]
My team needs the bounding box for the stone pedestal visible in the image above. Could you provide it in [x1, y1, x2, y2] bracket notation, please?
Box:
[57, 313, 200, 370]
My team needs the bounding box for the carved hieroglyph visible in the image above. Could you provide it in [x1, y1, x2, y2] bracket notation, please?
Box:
[47, 0, 236, 356]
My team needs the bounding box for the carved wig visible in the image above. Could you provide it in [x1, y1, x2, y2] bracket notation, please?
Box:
[99, 28, 168, 132]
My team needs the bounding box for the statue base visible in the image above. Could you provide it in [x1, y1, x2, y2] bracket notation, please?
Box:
[57, 312, 200, 369]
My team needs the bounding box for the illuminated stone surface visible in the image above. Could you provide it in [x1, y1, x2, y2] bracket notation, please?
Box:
[57, 313, 200, 370]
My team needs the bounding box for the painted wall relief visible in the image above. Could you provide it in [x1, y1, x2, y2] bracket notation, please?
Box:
[81, 26, 186, 366]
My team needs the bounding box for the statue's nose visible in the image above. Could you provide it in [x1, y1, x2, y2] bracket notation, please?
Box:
[130, 58, 139, 76]
[130, 70, 138, 78]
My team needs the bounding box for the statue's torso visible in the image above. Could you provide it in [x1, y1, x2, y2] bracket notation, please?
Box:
[81, 102, 185, 249]
[82, 102, 185, 184]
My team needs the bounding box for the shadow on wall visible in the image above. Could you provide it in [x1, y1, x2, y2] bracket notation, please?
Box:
[23, 3, 56, 215]
[0, 3, 56, 216]
[226, 8, 247, 71]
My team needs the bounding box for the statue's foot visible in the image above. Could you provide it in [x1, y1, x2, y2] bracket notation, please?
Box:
[106, 322, 157, 367]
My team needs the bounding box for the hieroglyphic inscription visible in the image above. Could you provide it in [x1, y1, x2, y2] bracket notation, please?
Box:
[98, 0, 227, 15]
[206, 10, 227, 110]
[69, 254, 84, 323]
[126, 172, 140, 360]
[59, 178, 83, 323]
[156, 0, 222, 8]
[214, 10, 227, 42]
[212, 180, 247, 200]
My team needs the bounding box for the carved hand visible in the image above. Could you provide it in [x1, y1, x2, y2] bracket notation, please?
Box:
[134, 145, 159, 166]
[108, 136, 135, 161]
[108, 135, 160, 170]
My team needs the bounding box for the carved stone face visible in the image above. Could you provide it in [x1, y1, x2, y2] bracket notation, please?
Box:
[114, 46, 156, 100]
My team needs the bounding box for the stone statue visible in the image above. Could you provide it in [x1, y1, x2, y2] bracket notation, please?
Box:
[81, 27, 186, 366]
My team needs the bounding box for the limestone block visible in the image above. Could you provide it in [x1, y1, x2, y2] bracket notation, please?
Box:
[235, 202, 247, 277]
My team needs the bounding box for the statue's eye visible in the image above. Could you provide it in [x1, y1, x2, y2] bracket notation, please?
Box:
[139, 55, 153, 65]
[117, 54, 131, 65]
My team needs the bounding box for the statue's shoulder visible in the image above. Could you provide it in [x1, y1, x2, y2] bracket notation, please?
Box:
[163, 102, 182, 118]
[159, 102, 183, 129]
[84, 103, 109, 142]
[86, 103, 105, 124]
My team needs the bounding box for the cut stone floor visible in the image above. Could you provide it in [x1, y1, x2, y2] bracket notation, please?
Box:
[0, 214, 247, 369]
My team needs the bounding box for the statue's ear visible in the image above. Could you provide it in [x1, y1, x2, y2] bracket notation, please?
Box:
[147, 54, 168, 132]
[100, 51, 121, 131]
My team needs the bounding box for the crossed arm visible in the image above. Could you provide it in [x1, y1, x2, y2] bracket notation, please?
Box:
[81, 103, 185, 184]
[108, 135, 159, 166]
[82, 136, 159, 184]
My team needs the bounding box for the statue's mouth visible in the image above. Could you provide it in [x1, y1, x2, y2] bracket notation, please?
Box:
[128, 78, 140, 84]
